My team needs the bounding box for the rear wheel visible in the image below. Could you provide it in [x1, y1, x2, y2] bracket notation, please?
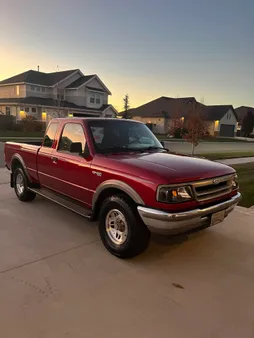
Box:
[99, 195, 150, 258]
[13, 167, 36, 202]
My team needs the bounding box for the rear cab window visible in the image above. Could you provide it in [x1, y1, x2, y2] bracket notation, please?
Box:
[43, 122, 59, 148]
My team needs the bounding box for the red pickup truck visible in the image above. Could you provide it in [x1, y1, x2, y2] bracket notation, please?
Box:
[5, 118, 241, 258]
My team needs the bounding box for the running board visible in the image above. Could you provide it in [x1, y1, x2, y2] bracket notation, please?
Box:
[29, 187, 92, 219]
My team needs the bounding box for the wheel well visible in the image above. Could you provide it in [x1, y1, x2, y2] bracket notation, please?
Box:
[11, 158, 22, 173]
[92, 188, 135, 221]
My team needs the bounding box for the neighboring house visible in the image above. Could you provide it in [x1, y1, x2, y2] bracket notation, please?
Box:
[204, 105, 238, 137]
[119, 96, 238, 137]
[235, 106, 254, 135]
[0, 69, 117, 123]
[118, 96, 200, 134]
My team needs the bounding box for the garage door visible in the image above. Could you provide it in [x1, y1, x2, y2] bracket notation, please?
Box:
[219, 124, 234, 137]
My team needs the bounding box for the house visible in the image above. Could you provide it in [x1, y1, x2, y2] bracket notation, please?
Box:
[119, 96, 200, 134]
[204, 105, 238, 137]
[119, 96, 238, 137]
[235, 106, 254, 135]
[0, 69, 118, 123]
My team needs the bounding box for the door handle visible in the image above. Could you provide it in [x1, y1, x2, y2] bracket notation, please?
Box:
[51, 156, 58, 163]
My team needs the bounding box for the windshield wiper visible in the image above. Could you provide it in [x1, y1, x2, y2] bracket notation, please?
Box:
[140, 146, 169, 153]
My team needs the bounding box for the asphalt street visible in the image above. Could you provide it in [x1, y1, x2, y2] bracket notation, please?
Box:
[164, 140, 254, 154]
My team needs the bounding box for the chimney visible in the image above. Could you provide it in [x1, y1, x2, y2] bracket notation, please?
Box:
[37, 65, 40, 72]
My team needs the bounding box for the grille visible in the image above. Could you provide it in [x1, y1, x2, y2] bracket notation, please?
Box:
[192, 175, 234, 202]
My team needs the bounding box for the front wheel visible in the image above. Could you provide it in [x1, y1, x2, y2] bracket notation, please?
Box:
[98, 195, 150, 258]
[13, 167, 36, 202]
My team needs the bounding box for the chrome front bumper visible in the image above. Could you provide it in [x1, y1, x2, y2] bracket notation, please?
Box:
[137, 193, 241, 235]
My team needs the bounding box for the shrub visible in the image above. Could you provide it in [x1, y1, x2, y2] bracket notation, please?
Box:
[173, 127, 188, 139]
[0, 115, 15, 131]
[20, 115, 44, 132]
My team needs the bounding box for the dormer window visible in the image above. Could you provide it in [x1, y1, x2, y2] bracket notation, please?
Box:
[96, 95, 100, 104]
[90, 93, 101, 104]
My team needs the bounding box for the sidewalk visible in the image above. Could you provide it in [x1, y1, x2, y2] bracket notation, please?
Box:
[216, 157, 254, 165]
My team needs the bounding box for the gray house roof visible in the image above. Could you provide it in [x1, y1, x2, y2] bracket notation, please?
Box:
[66, 75, 95, 88]
[205, 105, 239, 121]
[119, 97, 238, 122]
[0, 69, 79, 86]
[235, 106, 254, 123]
[119, 96, 197, 118]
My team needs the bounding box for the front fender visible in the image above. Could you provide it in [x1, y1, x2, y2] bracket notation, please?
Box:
[92, 179, 145, 209]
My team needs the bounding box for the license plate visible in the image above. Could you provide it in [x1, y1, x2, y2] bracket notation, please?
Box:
[211, 210, 225, 226]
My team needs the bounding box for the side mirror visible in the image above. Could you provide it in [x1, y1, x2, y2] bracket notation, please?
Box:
[70, 142, 83, 154]
[161, 141, 165, 147]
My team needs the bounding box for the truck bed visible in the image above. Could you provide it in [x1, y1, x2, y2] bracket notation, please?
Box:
[4, 142, 41, 182]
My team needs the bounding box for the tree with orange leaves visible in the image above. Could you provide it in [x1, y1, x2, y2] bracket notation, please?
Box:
[184, 103, 208, 155]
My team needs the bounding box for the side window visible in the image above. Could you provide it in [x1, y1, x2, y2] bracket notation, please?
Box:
[43, 123, 59, 148]
[58, 123, 86, 156]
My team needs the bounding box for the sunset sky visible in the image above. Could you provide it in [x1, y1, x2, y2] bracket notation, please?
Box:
[1, 0, 254, 112]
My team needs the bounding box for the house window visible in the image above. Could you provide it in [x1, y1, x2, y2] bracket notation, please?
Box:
[25, 107, 29, 113]
[16, 85, 20, 96]
[42, 87, 46, 93]
[6, 107, 11, 115]
[90, 94, 95, 103]
[96, 94, 100, 104]
[36, 86, 40, 92]
[31, 108, 37, 113]
[31, 85, 35, 91]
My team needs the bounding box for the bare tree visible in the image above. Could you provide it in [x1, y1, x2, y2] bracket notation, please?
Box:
[54, 85, 65, 118]
[184, 103, 208, 155]
[122, 94, 132, 119]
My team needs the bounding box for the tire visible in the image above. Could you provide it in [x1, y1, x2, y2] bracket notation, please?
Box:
[98, 195, 150, 258]
[13, 167, 36, 202]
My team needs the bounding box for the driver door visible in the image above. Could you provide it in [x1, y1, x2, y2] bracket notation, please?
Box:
[49, 122, 93, 208]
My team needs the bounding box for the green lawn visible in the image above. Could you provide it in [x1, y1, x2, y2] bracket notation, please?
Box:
[0, 131, 44, 138]
[231, 163, 254, 208]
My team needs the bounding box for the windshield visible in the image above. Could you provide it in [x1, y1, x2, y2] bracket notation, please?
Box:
[88, 120, 163, 154]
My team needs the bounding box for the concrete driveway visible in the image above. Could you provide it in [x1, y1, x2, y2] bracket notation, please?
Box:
[165, 140, 254, 154]
[1, 168, 254, 337]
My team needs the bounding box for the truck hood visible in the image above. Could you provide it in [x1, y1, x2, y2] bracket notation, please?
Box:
[103, 152, 235, 184]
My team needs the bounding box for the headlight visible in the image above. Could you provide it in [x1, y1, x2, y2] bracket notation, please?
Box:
[232, 175, 239, 189]
[157, 186, 193, 203]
